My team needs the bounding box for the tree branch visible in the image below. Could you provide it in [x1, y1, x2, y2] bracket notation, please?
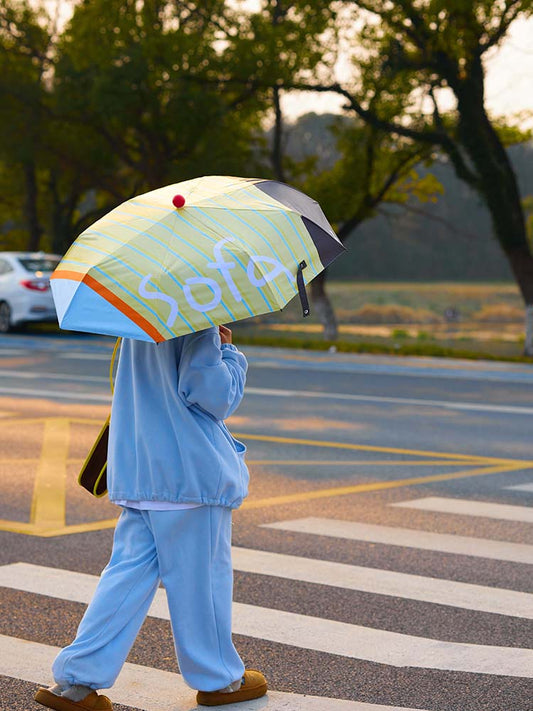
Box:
[479, 0, 526, 54]
[337, 141, 429, 242]
[379, 201, 481, 242]
[428, 87, 480, 187]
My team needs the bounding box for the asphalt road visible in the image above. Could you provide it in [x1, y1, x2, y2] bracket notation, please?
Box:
[0, 332, 532, 711]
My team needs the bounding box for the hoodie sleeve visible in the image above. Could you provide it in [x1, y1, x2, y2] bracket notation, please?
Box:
[178, 327, 248, 420]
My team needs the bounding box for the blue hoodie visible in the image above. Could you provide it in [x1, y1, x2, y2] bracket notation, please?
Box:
[107, 327, 249, 508]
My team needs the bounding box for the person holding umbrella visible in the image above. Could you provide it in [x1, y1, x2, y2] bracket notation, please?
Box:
[34, 176, 345, 710]
[35, 323, 266, 709]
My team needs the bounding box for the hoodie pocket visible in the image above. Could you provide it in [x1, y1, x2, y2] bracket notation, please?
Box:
[231, 434, 247, 457]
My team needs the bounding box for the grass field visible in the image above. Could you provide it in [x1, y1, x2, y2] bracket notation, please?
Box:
[28, 281, 532, 362]
[233, 281, 533, 362]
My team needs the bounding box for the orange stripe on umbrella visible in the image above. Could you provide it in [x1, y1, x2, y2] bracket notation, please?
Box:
[52, 271, 165, 343]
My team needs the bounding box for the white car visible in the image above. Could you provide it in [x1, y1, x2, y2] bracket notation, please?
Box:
[0, 252, 62, 333]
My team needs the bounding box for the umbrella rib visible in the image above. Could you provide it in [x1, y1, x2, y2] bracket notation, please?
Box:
[203, 197, 293, 302]
[188, 208, 277, 315]
[215, 194, 298, 294]
[239, 187, 317, 277]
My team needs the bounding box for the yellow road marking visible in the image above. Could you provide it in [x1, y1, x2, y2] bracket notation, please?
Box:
[1, 415, 532, 535]
[0, 418, 52, 427]
[0, 518, 118, 538]
[0, 459, 42, 464]
[234, 432, 532, 465]
[6, 457, 494, 469]
[30, 418, 70, 528]
[241, 462, 530, 510]
[243, 459, 486, 467]
[59, 458, 485, 467]
[0, 417, 105, 428]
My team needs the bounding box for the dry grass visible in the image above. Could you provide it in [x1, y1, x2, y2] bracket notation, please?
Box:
[258, 280, 522, 324]
[346, 304, 439, 324]
[472, 305, 525, 323]
[234, 281, 530, 359]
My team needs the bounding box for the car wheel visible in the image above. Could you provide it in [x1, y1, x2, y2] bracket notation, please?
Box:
[0, 301, 12, 333]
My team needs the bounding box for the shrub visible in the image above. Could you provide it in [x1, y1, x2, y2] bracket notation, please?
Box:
[417, 331, 433, 341]
[391, 329, 409, 338]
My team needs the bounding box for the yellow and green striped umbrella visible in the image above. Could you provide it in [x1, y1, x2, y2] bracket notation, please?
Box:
[51, 175, 346, 342]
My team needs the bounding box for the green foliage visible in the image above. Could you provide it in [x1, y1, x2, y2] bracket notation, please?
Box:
[1, 0, 530, 297]
[294, 118, 439, 238]
[1, 0, 271, 253]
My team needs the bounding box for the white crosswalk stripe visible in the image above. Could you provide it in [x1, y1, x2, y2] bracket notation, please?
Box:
[391, 496, 533, 523]
[2, 505, 533, 710]
[505, 482, 533, 493]
[231, 547, 533, 619]
[3, 635, 420, 711]
[1, 562, 532, 678]
[262, 517, 533, 564]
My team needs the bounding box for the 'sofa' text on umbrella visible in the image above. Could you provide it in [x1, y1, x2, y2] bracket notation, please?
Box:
[139, 237, 294, 326]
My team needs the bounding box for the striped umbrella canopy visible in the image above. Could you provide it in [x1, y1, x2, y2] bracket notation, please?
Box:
[51, 175, 346, 342]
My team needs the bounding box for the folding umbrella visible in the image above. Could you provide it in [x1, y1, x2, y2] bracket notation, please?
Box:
[51, 175, 346, 342]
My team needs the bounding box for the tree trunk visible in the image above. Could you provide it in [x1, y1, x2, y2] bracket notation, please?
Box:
[504, 245, 533, 356]
[525, 305, 533, 357]
[452, 66, 533, 354]
[24, 160, 42, 252]
[271, 85, 285, 182]
[310, 270, 338, 341]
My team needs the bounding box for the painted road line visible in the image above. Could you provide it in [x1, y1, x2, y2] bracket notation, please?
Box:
[0, 386, 111, 402]
[2, 367, 533, 416]
[0, 635, 397, 711]
[29, 419, 69, 529]
[231, 548, 533, 619]
[506, 483, 533, 493]
[242, 460, 481, 467]
[262, 518, 533, 565]
[245, 356, 533, 385]
[0, 564, 532, 677]
[392, 496, 533, 523]
[235, 433, 526, 464]
[0, 464, 518, 537]
[241, 463, 527, 510]
[0, 369, 108, 383]
[245, 387, 533, 416]
[58, 352, 114, 360]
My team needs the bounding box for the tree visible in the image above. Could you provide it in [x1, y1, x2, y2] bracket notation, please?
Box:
[0, 0, 52, 251]
[301, 119, 439, 337]
[282, 0, 533, 353]
[0, 0, 270, 254]
[47, 0, 267, 252]
[211, 2, 440, 337]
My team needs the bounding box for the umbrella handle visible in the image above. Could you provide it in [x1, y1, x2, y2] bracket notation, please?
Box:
[296, 261, 310, 318]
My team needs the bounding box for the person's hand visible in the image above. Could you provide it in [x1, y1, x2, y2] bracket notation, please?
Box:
[219, 325, 232, 344]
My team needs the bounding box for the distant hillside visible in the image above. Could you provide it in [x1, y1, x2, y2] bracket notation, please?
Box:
[281, 114, 533, 281]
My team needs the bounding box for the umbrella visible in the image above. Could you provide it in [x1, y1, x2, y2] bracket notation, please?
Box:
[51, 175, 346, 342]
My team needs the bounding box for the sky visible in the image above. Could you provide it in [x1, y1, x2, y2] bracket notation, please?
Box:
[44, 1, 533, 125]
[281, 16, 533, 126]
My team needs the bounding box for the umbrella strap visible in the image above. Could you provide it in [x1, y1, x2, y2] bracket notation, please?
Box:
[296, 261, 310, 318]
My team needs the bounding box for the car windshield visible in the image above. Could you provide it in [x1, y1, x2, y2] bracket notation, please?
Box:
[17, 257, 60, 273]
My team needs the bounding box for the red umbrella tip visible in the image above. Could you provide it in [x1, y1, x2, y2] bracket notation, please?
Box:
[172, 194, 186, 208]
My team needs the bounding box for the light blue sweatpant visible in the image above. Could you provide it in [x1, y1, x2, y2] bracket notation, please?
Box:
[52, 506, 245, 692]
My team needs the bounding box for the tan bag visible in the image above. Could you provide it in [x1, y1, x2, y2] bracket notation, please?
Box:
[78, 338, 121, 498]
